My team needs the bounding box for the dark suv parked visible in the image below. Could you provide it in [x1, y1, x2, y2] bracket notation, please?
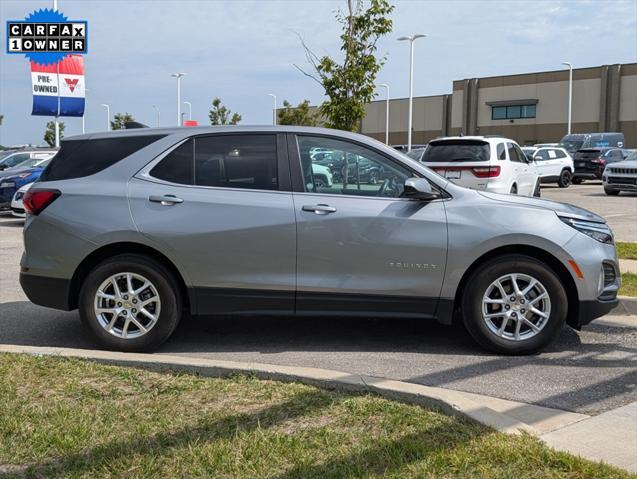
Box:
[572, 148, 627, 183]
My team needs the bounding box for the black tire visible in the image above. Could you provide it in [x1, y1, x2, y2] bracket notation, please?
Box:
[78, 254, 182, 352]
[604, 187, 620, 196]
[461, 254, 567, 355]
[533, 181, 541, 197]
[572, 177, 583, 185]
[510, 184, 518, 195]
[558, 169, 572, 188]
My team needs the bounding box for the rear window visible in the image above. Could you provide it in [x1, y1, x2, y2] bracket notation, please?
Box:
[39, 135, 166, 181]
[422, 141, 490, 163]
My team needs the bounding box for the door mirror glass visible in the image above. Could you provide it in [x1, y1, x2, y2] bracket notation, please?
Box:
[403, 178, 437, 200]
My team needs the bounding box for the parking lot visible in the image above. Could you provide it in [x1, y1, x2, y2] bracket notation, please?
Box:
[1, 182, 635, 416]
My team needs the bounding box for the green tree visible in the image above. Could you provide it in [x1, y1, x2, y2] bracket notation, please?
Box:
[111, 112, 135, 130]
[208, 97, 241, 125]
[277, 99, 320, 126]
[44, 121, 64, 147]
[296, 0, 393, 132]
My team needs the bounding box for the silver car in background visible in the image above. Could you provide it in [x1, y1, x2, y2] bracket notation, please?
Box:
[20, 127, 619, 355]
[602, 150, 637, 195]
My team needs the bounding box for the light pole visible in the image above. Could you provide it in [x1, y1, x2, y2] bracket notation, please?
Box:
[268, 93, 277, 125]
[153, 105, 161, 127]
[397, 34, 427, 152]
[378, 83, 390, 144]
[183, 101, 192, 121]
[171, 73, 186, 126]
[561, 62, 573, 135]
[100, 103, 110, 131]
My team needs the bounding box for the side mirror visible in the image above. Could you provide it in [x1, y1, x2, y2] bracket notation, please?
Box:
[403, 178, 437, 201]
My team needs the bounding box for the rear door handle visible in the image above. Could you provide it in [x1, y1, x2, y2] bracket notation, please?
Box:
[302, 204, 337, 214]
[149, 194, 183, 205]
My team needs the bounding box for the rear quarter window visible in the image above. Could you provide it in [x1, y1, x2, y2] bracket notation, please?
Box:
[39, 135, 166, 181]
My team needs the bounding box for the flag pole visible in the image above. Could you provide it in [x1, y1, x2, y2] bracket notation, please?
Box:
[53, 0, 60, 147]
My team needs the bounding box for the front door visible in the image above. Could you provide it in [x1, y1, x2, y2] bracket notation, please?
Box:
[290, 134, 448, 317]
[128, 133, 296, 315]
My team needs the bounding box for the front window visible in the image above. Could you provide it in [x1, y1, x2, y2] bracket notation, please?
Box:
[297, 136, 412, 198]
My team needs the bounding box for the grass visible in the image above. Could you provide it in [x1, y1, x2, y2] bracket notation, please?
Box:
[617, 242, 637, 260]
[620, 273, 637, 297]
[0, 354, 633, 478]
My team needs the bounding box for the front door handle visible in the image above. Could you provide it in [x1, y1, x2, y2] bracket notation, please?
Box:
[149, 194, 183, 205]
[302, 204, 337, 215]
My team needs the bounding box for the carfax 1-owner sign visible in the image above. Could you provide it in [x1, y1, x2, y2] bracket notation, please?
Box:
[6, 7, 88, 117]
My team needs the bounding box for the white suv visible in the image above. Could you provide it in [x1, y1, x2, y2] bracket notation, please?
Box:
[421, 136, 540, 196]
[522, 146, 574, 188]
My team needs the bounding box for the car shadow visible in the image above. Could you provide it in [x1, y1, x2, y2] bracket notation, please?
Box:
[1, 300, 635, 414]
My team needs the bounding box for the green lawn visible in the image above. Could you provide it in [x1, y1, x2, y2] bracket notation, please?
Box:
[0, 354, 632, 478]
[617, 242, 637, 260]
[620, 273, 637, 297]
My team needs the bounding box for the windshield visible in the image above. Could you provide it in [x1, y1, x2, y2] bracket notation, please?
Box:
[0, 153, 31, 167]
[422, 141, 490, 162]
[406, 148, 425, 161]
[521, 148, 536, 161]
[559, 139, 585, 153]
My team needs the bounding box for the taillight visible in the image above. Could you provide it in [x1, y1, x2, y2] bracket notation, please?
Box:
[471, 166, 501, 178]
[23, 189, 60, 215]
[591, 157, 605, 165]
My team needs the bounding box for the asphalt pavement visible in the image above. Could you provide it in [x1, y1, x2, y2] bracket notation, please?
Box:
[1, 195, 635, 415]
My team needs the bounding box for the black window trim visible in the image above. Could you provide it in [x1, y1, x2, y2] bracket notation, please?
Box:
[139, 132, 292, 193]
[286, 132, 451, 201]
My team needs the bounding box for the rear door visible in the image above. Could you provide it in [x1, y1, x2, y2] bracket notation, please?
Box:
[129, 133, 296, 315]
[289, 133, 448, 317]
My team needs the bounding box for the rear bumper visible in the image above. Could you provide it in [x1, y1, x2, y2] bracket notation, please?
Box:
[20, 273, 73, 311]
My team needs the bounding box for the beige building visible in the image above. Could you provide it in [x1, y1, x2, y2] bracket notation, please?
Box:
[360, 63, 637, 147]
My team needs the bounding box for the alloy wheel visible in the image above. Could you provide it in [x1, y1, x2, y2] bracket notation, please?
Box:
[481, 273, 551, 341]
[94, 272, 161, 339]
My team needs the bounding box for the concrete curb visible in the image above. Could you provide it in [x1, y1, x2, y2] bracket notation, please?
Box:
[0, 344, 588, 436]
[614, 296, 637, 316]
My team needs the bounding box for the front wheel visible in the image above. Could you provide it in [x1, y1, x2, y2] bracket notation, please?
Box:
[78, 254, 182, 352]
[461, 255, 567, 355]
[604, 187, 620, 196]
[558, 169, 572, 188]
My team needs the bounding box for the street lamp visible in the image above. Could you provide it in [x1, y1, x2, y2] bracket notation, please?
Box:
[171, 73, 186, 126]
[268, 93, 277, 125]
[378, 83, 390, 145]
[561, 62, 573, 135]
[397, 34, 427, 152]
[183, 101, 192, 121]
[100, 103, 110, 131]
[152, 105, 161, 127]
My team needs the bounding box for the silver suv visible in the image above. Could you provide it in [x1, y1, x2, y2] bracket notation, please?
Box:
[20, 127, 620, 354]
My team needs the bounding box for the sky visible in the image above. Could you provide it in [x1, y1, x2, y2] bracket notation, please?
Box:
[0, 0, 636, 146]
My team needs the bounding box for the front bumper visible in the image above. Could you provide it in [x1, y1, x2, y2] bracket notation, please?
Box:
[20, 272, 73, 311]
[577, 297, 619, 327]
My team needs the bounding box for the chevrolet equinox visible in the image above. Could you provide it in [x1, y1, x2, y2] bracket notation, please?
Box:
[19, 126, 620, 354]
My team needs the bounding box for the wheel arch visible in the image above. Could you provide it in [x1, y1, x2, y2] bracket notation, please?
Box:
[69, 242, 191, 313]
[452, 245, 579, 329]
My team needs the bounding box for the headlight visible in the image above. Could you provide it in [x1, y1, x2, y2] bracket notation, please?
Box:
[559, 215, 613, 244]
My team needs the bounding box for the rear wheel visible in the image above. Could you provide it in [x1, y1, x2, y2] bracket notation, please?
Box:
[78, 254, 182, 352]
[461, 254, 567, 355]
[604, 187, 620, 196]
[572, 177, 583, 185]
[510, 184, 518, 195]
[558, 169, 572, 188]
